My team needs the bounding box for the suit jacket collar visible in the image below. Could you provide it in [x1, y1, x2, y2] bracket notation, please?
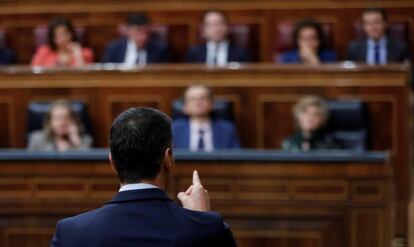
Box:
[121, 37, 159, 63]
[200, 42, 236, 61]
[386, 38, 399, 61]
[106, 188, 172, 204]
[361, 36, 395, 62]
[180, 119, 191, 148]
[211, 119, 221, 148]
[182, 118, 220, 148]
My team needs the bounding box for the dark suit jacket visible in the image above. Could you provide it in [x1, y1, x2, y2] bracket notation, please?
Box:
[172, 118, 241, 149]
[102, 37, 169, 63]
[51, 188, 236, 247]
[346, 38, 411, 63]
[186, 43, 250, 63]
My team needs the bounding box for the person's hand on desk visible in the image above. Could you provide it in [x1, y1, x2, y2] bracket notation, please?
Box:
[178, 170, 211, 212]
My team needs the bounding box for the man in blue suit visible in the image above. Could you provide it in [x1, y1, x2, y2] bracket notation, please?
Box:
[102, 13, 169, 65]
[186, 10, 250, 66]
[50, 107, 236, 247]
[173, 85, 241, 151]
[347, 8, 410, 64]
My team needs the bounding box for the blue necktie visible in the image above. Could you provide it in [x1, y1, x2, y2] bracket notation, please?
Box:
[197, 129, 205, 151]
[374, 44, 381, 64]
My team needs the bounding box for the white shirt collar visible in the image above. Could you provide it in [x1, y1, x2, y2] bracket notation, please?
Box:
[367, 36, 387, 47]
[206, 40, 229, 66]
[207, 40, 229, 50]
[189, 119, 214, 152]
[123, 39, 147, 66]
[190, 119, 212, 132]
[119, 183, 159, 192]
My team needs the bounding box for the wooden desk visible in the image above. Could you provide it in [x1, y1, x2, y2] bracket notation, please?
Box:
[0, 150, 391, 247]
[0, 63, 411, 242]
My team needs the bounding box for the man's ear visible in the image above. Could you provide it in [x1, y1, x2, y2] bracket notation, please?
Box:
[162, 147, 174, 172]
[108, 152, 117, 175]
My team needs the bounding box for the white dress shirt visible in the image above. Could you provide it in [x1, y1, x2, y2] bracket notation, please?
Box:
[366, 37, 387, 65]
[119, 183, 158, 192]
[189, 119, 213, 152]
[123, 39, 147, 66]
[206, 41, 229, 67]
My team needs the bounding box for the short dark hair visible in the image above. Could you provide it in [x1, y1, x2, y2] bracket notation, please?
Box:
[362, 8, 388, 21]
[47, 16, 77, 50]
[202, 10, 229, 23]
[126, 13, 150, 27]
[293, 18, 325, 50]
[110, 107, 172, 183]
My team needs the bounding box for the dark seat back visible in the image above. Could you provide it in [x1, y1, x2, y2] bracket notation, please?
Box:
[171, 99, 234, 122]
[33, 25, 87, 48]
[327, 100, 368, 151]
[27, 101, 92, 136]
[353, 21, 410, 44]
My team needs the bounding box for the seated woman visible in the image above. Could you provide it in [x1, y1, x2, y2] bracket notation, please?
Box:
[282, 96, 337, 151]
[31, 17, 94, 67]
[279, 19, 336, 64]
[28, 100, 92, 152]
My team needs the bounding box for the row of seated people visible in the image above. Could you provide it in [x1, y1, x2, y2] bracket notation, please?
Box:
[0, 8, 411, 66]
[27, 85, 367, 152]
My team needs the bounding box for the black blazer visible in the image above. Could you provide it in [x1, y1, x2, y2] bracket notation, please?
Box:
[186, 42, 250, 63]
[51, 188, 236, 247]
[102, 37, 170, 63]
[346, 38, 411, 63]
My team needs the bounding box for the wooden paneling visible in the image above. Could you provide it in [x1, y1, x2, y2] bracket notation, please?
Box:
[0, 98, 15, 148]
[0, 1, 413, 63]
[0, 63, 409, 245]
[0, 158, 391, 247]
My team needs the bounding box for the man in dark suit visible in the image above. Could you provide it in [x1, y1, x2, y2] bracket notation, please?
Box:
[50, 107, 236, 247]
[186, 10, 250, 66]
[102, 13, 169, 65]
[347, 8, 410, 64]
[173, 85, 241, 151]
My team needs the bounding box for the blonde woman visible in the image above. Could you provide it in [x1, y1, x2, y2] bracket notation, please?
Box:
[28, 100, 92, 152]
[282, 96, 337, 151]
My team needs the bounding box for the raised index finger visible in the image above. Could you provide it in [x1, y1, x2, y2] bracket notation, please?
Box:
[192, 170, 202, 186]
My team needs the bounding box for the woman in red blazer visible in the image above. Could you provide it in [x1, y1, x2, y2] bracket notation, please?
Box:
[31, 17, 94, 67]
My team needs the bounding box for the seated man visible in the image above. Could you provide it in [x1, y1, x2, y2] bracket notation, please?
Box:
[347, 8, 411, 64]
[186, 10, 250, 66]
[102, 13, 169, 65]
[51, 107, 236, 246]
[173, 85, 241, 151]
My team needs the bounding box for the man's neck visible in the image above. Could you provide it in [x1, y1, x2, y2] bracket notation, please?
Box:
[190, 116, 210, 124]
[120, 178, 164, 190]
[369, 35, 386, 43]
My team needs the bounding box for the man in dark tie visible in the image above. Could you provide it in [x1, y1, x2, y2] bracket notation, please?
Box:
[172, 85, 241, 151]
[186, 10, 250, 66]
[347, 8, 411, 64]
[102, 13, 170, 65]
[50, 107, 236, 247]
